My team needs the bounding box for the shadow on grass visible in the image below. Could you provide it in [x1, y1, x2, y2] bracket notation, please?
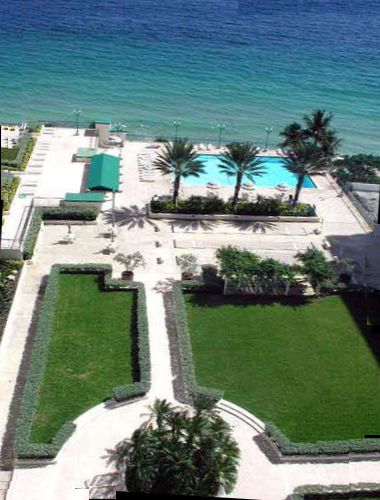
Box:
[185, 292, 312, 309]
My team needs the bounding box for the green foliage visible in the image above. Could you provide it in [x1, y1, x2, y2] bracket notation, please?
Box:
[172, 283, 223, 405]
[177, 253, 198, 275]
[151, 195, 316, 217]
[116, 399, 240, 496]
[1, 147, 19, 162]
[266, 421, 380, 455]
[22, 206, 99, 260]
[41, 206, 99, 221]
[1, 176, 20, 211]
[153, 139, 205, 204]
[291, 483, 380, 499]
[216, 246, 299, 293]
[296, 246, 337, 293]
[1, 135, 36, 171]
[333, 155, 380, 184]
[14, 265, 150, 459]
[0, 260, 22, 330]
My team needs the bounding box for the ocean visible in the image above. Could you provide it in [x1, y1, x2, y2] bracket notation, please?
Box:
[0, 0, 379, 153]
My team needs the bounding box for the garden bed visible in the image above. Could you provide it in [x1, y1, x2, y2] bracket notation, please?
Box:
[173, 287, 380, 455]
[14, 265, 150, 459]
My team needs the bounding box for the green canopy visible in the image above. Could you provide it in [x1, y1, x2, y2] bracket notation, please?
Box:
[87, 153, 120, 192]
[65, 192, 105, 202]
[76, 147, 97, 159]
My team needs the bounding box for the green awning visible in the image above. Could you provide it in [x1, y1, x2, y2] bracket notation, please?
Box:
[87, 153, 120, 192]
[65, 192, 105, 202]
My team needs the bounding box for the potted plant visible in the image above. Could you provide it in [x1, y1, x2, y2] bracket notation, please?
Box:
[114, 252, 146, 280]
[177, 253, 198, 280]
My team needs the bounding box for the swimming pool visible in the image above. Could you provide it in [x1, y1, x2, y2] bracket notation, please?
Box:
[183, 155, 316, 189]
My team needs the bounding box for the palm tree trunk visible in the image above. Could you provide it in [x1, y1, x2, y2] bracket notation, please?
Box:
[232, 173, 242, 211]
[293, 173, 305, 206]
[172, 175, 181, 206]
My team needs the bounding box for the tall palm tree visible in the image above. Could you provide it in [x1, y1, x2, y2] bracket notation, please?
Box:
[279, 122, 306, 149]
[153, 138, 205, 205]
[283, 142, 326, 205]
[303, 109, 333, 142]
[218, 142, 265, 211]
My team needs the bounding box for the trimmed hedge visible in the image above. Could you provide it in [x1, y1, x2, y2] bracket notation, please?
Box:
[1, 176, 20, 211]
[14, 264, 150, 460]
[1, 135, 36, 171]
[151, 195, 316, 217]
[22, 206, 99, 260]
[171, 283, 223, 407]
[291, 482, 380, 499]
[266, 420, 380, 456]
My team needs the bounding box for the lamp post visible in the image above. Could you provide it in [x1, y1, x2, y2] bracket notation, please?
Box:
[217, 123, 226, 148]
[173, 121, 181, 140]
[264, 127, 273, 151]
[73, 109, 82, 136]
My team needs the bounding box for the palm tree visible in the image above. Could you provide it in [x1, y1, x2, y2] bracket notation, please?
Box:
[153, 138, 205, 205]
[303, 109, 333, 142]
[218, 142, 265, 211]
[283, 142, 326, 205]
[279, 122, 306, 149]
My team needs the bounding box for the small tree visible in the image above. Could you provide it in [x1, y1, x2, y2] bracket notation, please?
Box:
[177, 253, 198, 278]
[115, 399, 240, 496]
[296, 247, 337, 295]
[114, 251, 146, 278]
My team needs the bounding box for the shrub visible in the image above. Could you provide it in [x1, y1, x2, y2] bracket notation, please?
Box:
[296, 246, 337, 293]
[291, 483, 380, 499]
[1, 135, 36, 171]
[14, 265, 150, 459]
[333, 154, 380, 185]
[150, 195, 316, 217]
[1, 176, 20, 211]
[1, 147, 19, 162]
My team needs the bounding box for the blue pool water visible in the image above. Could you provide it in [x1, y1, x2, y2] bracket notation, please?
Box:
[184, 155, 316, 189]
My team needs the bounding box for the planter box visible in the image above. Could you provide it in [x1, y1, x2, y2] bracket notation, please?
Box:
[147, 204, 320, 223]
[42, 220, 98, 226]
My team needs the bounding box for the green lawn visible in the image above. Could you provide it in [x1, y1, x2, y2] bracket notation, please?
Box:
[31, 274, 136, 443]
[185, 293, 380, 442]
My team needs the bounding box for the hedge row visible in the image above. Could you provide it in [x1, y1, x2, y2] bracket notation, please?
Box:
[291, 482, 380, 499]
[1, 176, 20, 211]
[151, 195, 316, 217]
[1, 136, 36, 170]
[22, 206, 99, 260]
[171, 283, 223, 408]
[14, 264, 150, 460]
[266, 420, 380, 456]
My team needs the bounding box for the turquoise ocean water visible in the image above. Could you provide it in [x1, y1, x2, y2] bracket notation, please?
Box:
[0, 0, 379, 153]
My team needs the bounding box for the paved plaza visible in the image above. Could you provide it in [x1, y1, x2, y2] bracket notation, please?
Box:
[0, 127, 379, 499]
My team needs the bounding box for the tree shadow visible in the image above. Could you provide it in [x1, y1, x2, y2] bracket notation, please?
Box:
[227, 220, 278, 233]
[103, 205, 156, 230]
[185, 292, 312, 309]
[85, 471, 125, 499]
[171, 219, 219, 233]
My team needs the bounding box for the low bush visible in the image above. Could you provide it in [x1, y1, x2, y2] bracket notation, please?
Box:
[291, 482, 380, 499]
[1, 136, 36, 171]
[14, 265, 150, 459]
[333, 154, 380, 185]
[41, 207, 98, 221]
[266, 421, 380, 456]
[1, 176, 20, 211]
[1, 147, 19, 163]
[171, 283, 223, 405]
[151, 195, 316, 217]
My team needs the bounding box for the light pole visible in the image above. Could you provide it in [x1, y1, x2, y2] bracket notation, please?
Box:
[264, 127, 273, 151]
[217, 123, 226, 147]
[173, 121, 181, 140]
[73, 109, 82, 135]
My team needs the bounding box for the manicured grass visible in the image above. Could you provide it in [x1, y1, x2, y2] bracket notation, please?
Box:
[185, 293, 380, 442]
[31, 274, 135, 443]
